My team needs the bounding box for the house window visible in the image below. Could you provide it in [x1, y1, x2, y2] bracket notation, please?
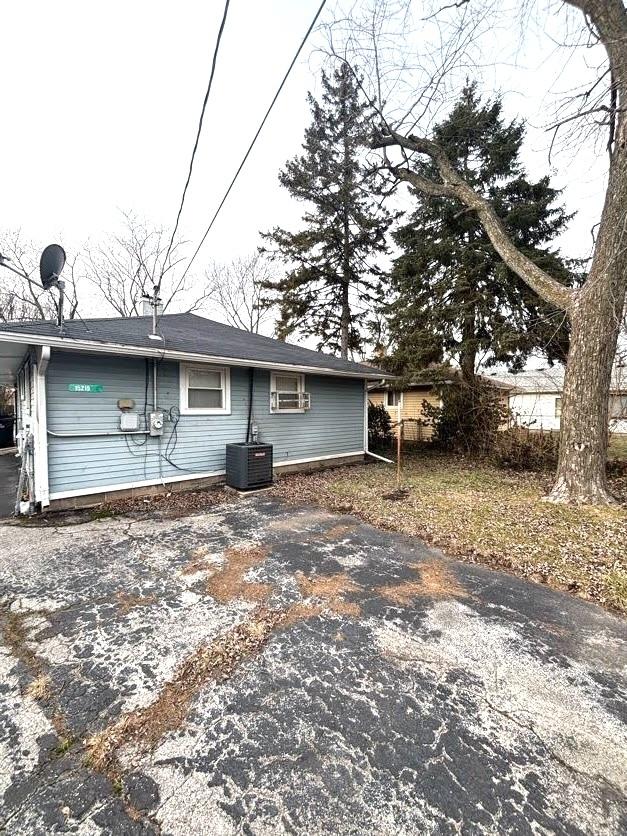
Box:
[386, 390, 402, 408]
[180, 364, 230, 415]
[609, 395, 627, 419]
[270, 372, 310, 412]
[555, 397, 562, 417]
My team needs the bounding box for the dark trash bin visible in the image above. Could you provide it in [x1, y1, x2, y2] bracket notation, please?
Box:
[0, 416, 15, 448]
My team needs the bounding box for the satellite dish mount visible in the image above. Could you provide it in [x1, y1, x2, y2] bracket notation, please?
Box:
[39, 245, 67, 331]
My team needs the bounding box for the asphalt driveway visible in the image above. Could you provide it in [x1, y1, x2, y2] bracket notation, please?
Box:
[0, 496, 625, 834]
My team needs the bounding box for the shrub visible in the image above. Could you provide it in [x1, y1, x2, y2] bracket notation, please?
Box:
[368, 401, 393, 449]
[493, 428, 559, 471]
[421, 380, 508, 455]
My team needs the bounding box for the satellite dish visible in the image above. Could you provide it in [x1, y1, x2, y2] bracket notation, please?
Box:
[40, 244, 66, 290]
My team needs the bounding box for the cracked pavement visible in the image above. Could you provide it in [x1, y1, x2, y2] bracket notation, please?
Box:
[0, 495, 626, 834]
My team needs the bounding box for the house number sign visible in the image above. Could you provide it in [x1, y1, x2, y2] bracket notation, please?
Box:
[68, 383, 104, 393]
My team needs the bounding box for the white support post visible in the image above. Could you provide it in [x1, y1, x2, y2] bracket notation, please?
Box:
[363, 379, 369, 454]
[33, 346, 51, 508]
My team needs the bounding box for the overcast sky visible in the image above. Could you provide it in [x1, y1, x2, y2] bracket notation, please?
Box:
[1, 1, 609, 323]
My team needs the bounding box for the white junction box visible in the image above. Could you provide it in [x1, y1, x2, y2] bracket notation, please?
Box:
[120, 413, 139, 432]
[149, 411, 164, 436]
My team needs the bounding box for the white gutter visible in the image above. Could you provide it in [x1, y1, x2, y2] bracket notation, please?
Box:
[0, 331, 392, 380]
[365, 450, 394, 464]
[33, 346, 51, 507]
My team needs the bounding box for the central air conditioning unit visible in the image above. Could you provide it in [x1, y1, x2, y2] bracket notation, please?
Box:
[225, 443, 273, 491]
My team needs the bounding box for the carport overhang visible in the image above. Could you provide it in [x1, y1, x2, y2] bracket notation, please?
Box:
[0, 338, 30, 386]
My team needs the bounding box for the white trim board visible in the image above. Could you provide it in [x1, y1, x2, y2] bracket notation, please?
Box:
[48, 450, 365, 501]
[0, 331, 389, 380]
[33, 346, 50, 507]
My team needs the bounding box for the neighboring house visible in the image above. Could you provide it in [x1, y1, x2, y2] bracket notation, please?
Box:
[368, 375, 511, 441]
[0, 313, 389, 512]
[486, 367, 627, 434]
[368, 381, 443, 441]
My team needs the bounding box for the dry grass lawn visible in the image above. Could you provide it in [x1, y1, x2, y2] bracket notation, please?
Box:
[272, 454, 627, 615]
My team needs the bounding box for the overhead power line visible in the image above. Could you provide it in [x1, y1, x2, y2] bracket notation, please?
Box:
[160, 0, 231, 289]
[178, 0, 328, 285]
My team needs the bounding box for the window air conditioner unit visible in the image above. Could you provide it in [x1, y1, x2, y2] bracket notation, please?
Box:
[271, 392, 311, 411]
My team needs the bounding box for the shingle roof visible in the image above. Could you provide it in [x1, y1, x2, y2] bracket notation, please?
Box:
[0, 312, 387, 378]
[487, 366, 627, 393]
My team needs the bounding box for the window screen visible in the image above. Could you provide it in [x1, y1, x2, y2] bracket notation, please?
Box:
[271, 373, 305, 411]
[274, 375, 300, 392]
[187, 368, 223, 409]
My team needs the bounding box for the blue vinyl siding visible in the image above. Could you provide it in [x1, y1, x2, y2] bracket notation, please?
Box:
[46, 351, 364, 496]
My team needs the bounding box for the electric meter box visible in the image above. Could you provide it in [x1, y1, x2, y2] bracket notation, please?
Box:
[120, 413, 139, 432]
[149, 411, 164, 436]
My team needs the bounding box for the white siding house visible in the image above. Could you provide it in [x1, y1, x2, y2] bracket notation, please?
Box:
[487, 367, 627, 435]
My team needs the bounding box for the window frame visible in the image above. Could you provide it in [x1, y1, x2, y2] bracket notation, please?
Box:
[385, 390, 403, 409]
[270, 372, 307, 414]
[179, 363, 231, 416]
[555, 396, 562, 418]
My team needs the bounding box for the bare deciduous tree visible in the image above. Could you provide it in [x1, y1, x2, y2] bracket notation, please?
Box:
[203, 253, 274, 334]
[332, 0, 627, 504]
[0, 230, 80, 322]
[83, 211, 208, 317]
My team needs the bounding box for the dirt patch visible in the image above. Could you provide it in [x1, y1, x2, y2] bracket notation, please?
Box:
[206, 544, 272, 604]
[1, 609, 42, 674]
[86, 607, 286, 778]
[26, 673, 52, 701]
[116, 592, 157, 615]
[282, 600, 325, 627]
[296, 571, 362, 618]
[181, 546, 219, 576]
[320, 523, 358, 540]
[378, 561, 469, 605]
[265, 509, 331, 532]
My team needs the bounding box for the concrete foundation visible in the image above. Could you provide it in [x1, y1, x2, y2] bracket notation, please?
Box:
[47, 454, 365, 511]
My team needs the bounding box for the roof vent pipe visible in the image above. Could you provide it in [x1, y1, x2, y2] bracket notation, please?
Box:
[141, 296, 163, 317]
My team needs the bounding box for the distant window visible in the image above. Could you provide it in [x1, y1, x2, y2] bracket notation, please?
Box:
[180, 364, 230, 415]
[386, 391, 402, 408]
[555, 397, 562, 417]
[270, 372, 310, 412]
[609, 395, 627, 419]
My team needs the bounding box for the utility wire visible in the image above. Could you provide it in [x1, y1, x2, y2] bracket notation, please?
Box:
[159, 0, 231, 290]
[176, 0, 328, 286]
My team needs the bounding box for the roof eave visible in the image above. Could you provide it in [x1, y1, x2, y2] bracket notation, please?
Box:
[0, 330, 392, 380]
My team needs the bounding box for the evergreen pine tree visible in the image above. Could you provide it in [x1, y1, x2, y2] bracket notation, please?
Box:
[388, 83, 577, 381]
[261, 65, 393, 359]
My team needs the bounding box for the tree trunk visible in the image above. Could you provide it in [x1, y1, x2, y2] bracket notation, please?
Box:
[459, 299, 477, 385]
[340, 278, 350, 360]
[550, 290, 621, 502]
[548, 142, 627, 503]
[341, 97, 351, 361]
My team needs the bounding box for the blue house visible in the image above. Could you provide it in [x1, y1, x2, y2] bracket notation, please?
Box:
[0, 313, 388, 511]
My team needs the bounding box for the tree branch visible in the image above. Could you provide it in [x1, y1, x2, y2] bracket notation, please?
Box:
[373, 129, 574, 310]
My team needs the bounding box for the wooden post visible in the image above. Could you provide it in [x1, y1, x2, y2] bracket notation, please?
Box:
[397, 400, 402, 488]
